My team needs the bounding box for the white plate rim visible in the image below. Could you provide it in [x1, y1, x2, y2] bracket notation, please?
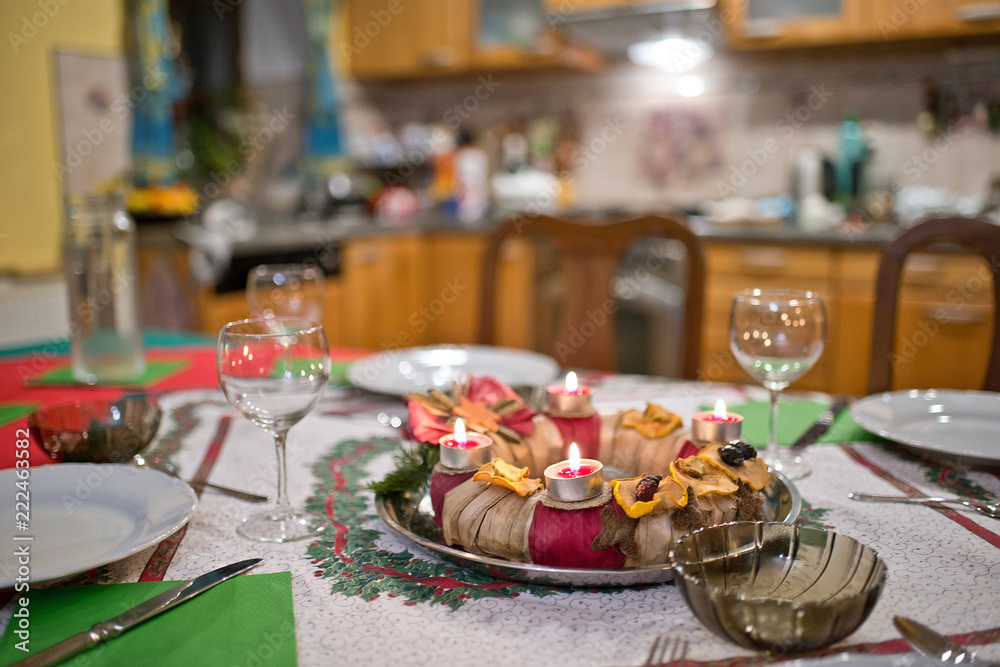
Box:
[0, 463, 198, 586]
[851, 388, 1000, 464]
[347, 344, 560, 396]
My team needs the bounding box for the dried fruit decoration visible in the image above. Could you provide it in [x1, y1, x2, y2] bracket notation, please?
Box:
[718, 440, 757, 467]
[635, 475, 662, 502]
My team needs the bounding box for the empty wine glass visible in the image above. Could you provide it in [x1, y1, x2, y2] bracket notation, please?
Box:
[246, 263, 324, 322]
[218, 318, 330, 542]
[729, 289, 827, 479]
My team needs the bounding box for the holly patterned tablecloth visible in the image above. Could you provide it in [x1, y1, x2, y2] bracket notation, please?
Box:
[2, 379, 999, 666]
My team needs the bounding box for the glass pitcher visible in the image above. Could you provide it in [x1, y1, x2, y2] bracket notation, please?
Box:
[64, 194, 145, 384]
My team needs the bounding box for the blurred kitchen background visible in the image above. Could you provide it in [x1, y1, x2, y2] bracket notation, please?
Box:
[2, 0, 1000, 390]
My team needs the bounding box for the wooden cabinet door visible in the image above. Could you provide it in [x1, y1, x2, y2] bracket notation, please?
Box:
[339, 235, 430, 348]
[345, 0, 472, 78]
[870, 0, 1000, 40]
[721, 0, 871, 48]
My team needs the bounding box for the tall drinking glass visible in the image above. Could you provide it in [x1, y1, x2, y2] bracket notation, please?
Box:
[729, 289, 826, 479]
[218, 318, 330, 542]
[246, 263, 324, 322]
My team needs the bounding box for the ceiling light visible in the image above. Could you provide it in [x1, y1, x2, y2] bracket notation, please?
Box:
[627, 37, 712, 72]
[676, 75, 705, 97]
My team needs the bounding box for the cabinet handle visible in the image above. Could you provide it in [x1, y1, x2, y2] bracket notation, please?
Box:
[925, 305, 986, 324]
[741, 19, 785, 38]
[737, 247, 787, 271]
[958, 2, 1000, 21]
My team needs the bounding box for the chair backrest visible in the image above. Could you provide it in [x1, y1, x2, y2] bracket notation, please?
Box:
[479, 213, 706, 377]
[868, 216, 1000, 394]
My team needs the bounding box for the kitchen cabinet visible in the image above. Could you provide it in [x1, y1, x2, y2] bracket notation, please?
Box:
[719, 0, 869, 49]
[700, 241, 996, 395]
[194, 231, 535, 352]
[195, 282, 345, 346]
[720, 0, 1000, 48]
[345, 0, 474, 78]
[343, 0, 602, 79]
[339, 234, 430, 348]
[870, 0, 1000, 41]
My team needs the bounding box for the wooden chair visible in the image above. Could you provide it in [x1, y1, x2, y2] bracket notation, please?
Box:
[479, 213, 706, 377]
[868, 216, 1000, 394]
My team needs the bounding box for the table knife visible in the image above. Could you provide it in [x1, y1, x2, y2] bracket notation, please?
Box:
[894, 615, 1000, 666]
[13, 558, 262, 667]
[790, 396, 851, 453]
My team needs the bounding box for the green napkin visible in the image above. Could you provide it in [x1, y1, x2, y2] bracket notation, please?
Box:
[725, 400, 882, 447]
[0, 403, 35, 427]
[0, 572, 297, 666]
[26, 359, 187, 387]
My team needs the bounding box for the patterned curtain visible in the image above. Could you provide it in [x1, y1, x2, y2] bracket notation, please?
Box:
[301, 0, 345, 179]
[127, 0, 179, 186]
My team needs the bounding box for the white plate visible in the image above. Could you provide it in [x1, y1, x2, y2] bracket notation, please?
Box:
[789, 654, 938, 667]
[347, 344, 560, 396]
[851, 389, 1000, 470]
[0, 464, 198, 586]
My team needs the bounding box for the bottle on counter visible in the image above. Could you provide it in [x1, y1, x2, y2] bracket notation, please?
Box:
[452, 130, 490, 223]
[835, 110, 870, 210]
[64, 193, 145, 384]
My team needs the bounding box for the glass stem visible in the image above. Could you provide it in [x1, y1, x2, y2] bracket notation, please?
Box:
[767, 388, 781, 464]
[272, 429, 290, 512]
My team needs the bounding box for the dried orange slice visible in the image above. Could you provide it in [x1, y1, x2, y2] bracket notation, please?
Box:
[621, 403, 682, 439]
[670, 457, 738, 496]
[612, 475, 688, 518]
[471, 460, 541, 497]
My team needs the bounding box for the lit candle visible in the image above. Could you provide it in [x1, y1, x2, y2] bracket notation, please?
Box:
[439, 418, 493, 470]
[546, 371, 595, 416]
[544, 442, 604, 502]
[690, 399, 743, 444]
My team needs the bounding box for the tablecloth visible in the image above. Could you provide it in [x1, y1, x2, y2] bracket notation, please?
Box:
[1, 343, 998, 666]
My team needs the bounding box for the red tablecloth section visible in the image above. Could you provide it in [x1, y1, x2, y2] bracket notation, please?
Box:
[0, 343, 370, 470]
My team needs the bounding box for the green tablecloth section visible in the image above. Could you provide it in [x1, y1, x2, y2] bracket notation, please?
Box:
[726, 399, 882, 446]
[0, 572, 296, 666]
[0, 403, 35, 428]
[26, 359, 188, 387]
[0, 331, 215, 359]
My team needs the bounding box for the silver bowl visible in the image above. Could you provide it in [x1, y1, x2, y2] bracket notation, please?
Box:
[670, 522, 887, 655]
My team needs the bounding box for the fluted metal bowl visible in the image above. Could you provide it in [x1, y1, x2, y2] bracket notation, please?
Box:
[671, 522, 886, 655]
[28, 397, 162, 463]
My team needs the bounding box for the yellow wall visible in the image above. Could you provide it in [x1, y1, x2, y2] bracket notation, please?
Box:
[0, 1, 123, 274]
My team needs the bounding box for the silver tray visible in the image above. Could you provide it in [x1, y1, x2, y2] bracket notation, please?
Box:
[376, 470, 800, 588]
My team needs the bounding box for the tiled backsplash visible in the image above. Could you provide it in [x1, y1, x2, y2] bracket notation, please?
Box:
[340, 39, 1000, 216]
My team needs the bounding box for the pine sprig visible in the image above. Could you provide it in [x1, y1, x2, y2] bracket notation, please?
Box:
[368, 440, 440, 499]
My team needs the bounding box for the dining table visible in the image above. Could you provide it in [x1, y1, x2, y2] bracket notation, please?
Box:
[0, 332, 998, 666]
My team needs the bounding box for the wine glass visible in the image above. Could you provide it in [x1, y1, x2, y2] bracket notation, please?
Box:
[217, 318, 330, 542]
[246, 263, 325, 322]
[729, 289, 827, 480]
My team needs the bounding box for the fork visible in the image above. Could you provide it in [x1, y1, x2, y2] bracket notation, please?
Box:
[642, 635, 688, 667]
[848, 492, 1000, 519]
[133, 455, 269, 503]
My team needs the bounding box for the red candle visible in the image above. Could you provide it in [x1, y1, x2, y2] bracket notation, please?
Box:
[439, 418, 492, 469]
[554, 464, 598, 478]
[544, 443, 604, 501]
[546, 371, 595, 416]
[691, 399, 743, 444]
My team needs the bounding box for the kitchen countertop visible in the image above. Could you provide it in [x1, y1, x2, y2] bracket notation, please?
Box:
[156, 207, 904, 258]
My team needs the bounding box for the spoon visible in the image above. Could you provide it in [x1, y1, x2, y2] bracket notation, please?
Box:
[133, 455, 269, 503]
[848, 492, 1000, 519]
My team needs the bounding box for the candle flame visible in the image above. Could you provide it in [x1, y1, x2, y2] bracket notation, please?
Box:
[714, 399, 727, 420]
[454, 418, 467, 444]
[565, 371, 578, 393]
[568, 442, 581, 473]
